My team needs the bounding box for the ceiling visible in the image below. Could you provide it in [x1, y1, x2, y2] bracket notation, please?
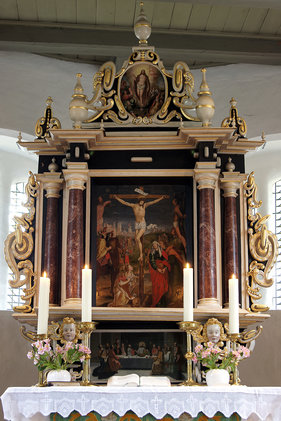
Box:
[0, 0, 281, 69]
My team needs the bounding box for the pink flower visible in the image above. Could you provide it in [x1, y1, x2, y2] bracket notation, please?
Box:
[27, 351, 33, 359]
[202, 349, 211, 358]
[37, 346, 45, 355]
[43, 343, 52, 353]
[80, 356, 86, 362]
[79, 344, 91, 354]
[192, 355, 198, 363]
[56, 345, 64, 354]
[194, 344, 203, 353]
[64, 342, 73, 351]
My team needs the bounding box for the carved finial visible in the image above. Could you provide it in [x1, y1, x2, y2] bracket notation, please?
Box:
[226, 156, 235, 172]
[261, 131, 266, 149]
[35, 97, 61, 139]
[69, 73, 88, 129]
[134, 1, 151, 45]
[195, 68, 215, 127]
[221, 97, 247, 138]
[48, 157, 59, 173]
[18, 131, 22, 142]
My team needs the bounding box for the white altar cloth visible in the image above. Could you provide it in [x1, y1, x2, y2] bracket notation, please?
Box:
[1, 386, 281, 421]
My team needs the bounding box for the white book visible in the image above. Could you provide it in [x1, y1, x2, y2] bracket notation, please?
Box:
[107, 374, 171, 387]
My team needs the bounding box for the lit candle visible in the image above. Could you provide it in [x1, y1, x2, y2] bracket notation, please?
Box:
[229, 274, 239, 334]
[37, 272, 50, 335]
[82, 265, 92, 322]
[183, 263, 194, 321]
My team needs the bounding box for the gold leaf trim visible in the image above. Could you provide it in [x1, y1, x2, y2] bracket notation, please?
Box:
[244, 172, 279, 312]
[4, 172, 39, 313]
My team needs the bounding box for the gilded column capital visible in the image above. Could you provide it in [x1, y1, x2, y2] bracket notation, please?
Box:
[37, 172, 64, 198]
[220, 172, 245, 198]
[194, 162, 220, 190]
[63, 162, 89, 190]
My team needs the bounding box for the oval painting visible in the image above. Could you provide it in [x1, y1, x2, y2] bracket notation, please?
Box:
[119, 63, 166, 118]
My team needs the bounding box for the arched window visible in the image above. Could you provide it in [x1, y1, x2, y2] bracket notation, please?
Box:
[273, 180, 281, 310]
[6, 181, 27, 310]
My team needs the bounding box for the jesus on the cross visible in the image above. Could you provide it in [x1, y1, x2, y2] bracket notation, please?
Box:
[113, 193, 167, 261]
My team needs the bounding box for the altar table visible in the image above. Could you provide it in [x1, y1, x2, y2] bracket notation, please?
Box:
[1, 386, 281, 421]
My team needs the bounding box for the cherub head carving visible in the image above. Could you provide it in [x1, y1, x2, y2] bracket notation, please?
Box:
[202, 318, 226, 347]
[59, 317, 78, 344]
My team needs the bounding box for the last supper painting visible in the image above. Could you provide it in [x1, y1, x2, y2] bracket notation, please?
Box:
[91, 181, 193, 308]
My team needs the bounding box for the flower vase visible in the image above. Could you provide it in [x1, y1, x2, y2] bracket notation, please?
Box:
[47, 369, 71, 383]
[206, 369, 230, 387]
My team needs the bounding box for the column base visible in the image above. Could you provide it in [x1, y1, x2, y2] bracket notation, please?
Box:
[64, 298, 82, 307]
[197, 297, 221, 309]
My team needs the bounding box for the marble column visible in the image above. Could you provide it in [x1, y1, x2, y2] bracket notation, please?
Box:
[63, 162, 88, 304]
[42, 173, 64, 306]
[194, 163, 220, 308]
[220, 171, 242, 307]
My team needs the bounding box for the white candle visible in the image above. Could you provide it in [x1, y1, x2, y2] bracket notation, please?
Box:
[82, 265, 92, 322]
[37, 272, 50, 335]
[229, 274, 239, 334]
[183, 263, 194, 321]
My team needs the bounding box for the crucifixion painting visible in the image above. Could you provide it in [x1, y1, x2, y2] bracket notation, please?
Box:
[93, 183, 191, 309]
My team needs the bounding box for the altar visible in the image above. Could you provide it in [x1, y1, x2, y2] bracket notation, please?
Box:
[2, 2, 280, 421]
[2, 386, 281, 421]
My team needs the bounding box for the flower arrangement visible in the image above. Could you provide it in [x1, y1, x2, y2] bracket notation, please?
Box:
[192, 342, 250, 372]
[27, 339, 91, 372]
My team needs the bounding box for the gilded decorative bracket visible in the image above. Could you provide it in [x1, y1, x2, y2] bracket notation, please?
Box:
[244, 172, 279, 312]
[4, 172, 39, 313]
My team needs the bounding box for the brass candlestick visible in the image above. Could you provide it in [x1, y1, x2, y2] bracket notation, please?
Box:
[178, 321, 201, 386]
[228, 333, 240, 386]
[79, 322, 97, 386]
[35, 333, 48, 387]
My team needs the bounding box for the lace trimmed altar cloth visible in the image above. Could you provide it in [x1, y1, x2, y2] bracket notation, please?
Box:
[1, 386, 281, 421]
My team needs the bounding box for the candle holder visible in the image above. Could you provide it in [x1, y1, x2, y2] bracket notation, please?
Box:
[35, 333, 48, 387]
[228, 333, 240, 386]
[78, 322, 97, 386]
[178, 321, 201, 386]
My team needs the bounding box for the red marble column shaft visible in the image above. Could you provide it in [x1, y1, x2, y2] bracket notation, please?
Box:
[223, 195, 239, 304]
[66, 189, 84, 299]
[198, 188, 217, 300]
[43, 197, 60, 305]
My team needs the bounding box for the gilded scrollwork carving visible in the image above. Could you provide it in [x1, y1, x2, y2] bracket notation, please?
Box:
[69, 40, 201, 127]
[244, 172, 279, 312]
[4, 172, 39, 313]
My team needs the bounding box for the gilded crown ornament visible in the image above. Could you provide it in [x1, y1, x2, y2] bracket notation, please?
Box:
[221, 97, 247, 138]
[35, 97, 61, 138]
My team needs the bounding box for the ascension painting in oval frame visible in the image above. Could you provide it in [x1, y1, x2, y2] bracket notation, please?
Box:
[119, 62, 167, 119]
